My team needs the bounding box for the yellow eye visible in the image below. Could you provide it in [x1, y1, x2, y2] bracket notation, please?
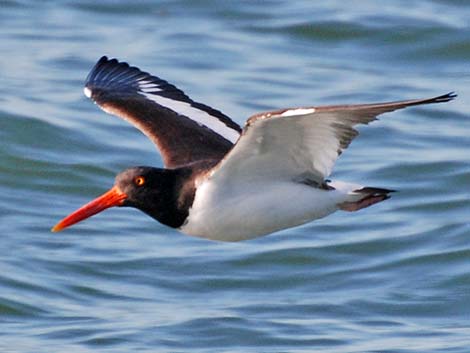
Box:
[134, 176, 145, 187]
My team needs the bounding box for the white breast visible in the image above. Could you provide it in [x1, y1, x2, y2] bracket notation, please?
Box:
[180, 178, 352, 242]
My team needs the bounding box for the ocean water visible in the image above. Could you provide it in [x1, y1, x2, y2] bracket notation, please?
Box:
[1, 1, 469, 352]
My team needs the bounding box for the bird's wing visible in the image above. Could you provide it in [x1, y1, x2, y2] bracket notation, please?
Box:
[208, 93, 456, 186]
[84, 56, 242, 168]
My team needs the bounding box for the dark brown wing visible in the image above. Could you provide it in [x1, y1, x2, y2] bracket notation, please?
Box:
[84, 56, 241, 168]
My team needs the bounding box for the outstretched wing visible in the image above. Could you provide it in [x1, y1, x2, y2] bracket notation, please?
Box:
[208, 93, 456, 186]
[84, 56, 242, 168]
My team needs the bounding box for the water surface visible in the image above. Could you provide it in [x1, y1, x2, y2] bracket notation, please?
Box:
[1, 1, 469, 352]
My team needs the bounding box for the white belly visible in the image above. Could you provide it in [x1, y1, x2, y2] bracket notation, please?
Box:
[180, 179, 348, 242]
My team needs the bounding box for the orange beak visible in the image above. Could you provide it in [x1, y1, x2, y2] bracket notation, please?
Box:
[51, 186, 127, 232]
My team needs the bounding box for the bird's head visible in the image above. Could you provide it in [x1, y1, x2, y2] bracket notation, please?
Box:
[51, 166, 179, 232]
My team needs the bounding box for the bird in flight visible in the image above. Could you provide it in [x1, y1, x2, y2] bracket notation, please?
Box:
[52, 56, 456, 241]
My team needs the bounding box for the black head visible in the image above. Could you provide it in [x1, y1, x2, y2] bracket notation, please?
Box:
[116, 166, 172, 208]
[52, 166, 194, 232]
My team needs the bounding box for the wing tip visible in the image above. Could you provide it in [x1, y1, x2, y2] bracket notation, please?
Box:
[84, 56, 150, 99]
[96, 55, 122, 67]
[83, 86, 92, 98]
[98, 55, 109, 63]
[431, 92, 457, 103]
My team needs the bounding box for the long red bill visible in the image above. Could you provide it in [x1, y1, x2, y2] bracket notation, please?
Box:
[52, 186, 127, 232]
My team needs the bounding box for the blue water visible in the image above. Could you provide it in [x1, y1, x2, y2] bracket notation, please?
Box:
[1, 1, 470, 352]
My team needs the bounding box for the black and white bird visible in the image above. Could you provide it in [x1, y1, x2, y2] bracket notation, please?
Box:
[52, 56, 456, 241]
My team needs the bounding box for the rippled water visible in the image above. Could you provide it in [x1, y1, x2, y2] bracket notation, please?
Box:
[1, 1, 470, 352]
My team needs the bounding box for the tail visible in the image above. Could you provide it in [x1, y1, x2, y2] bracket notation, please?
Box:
[337, 187, 395, 212]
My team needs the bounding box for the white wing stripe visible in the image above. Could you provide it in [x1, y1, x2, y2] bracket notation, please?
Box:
[139, 83, 161, 89]
[280, 108, 315, 117]
[140, 92, 239, 143]
[137, 81, 162, 92]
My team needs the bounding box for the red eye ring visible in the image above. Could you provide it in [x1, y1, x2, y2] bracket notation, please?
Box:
[134, 176, 145, 186]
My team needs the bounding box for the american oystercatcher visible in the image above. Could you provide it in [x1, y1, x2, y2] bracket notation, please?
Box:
[52, 56, 456, 241]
